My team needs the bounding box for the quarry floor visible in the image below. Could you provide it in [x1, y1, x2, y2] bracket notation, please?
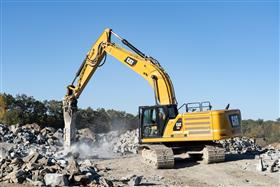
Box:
[1, 154, 280, 187]
[94, 154, 280, 187]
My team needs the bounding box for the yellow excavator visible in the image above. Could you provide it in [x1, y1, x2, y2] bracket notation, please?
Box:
[63, 28, 241, 168]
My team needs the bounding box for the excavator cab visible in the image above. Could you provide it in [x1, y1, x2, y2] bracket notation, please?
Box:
[139, 104, 178, 139]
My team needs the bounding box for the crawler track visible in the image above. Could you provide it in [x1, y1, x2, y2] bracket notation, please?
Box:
[140, 144, 174, 169]
[202, 145, 225, 164]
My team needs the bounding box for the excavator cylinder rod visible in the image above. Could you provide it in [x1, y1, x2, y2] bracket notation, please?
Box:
[111, 30, 146, 58]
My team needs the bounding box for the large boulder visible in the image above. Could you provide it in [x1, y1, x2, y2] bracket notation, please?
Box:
[44, 173, 69, 186]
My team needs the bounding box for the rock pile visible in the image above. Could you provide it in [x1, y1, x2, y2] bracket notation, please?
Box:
[0, 123, 63, 158]
[0, 123, 112, 186]
[112, 129, 139, 154]
[256, 148, 280, 173]
[219, 137, 263, 154]
[77, 128, 96, 145]
[78, 129, 139, 155]
[218, 137, 280, 173]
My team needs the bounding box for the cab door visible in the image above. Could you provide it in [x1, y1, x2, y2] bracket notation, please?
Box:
[139, 106, 169, 139]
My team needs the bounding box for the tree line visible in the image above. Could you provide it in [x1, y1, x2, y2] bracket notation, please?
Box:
[0, 93, 138, 133]
[242, 119, 280, 144]
[0, 93, 279, 143]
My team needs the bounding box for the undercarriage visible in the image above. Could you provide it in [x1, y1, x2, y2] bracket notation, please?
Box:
[139, 142, 225, 169]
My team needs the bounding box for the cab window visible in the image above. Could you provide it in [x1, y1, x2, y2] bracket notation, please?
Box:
[142, 108, 159, 138]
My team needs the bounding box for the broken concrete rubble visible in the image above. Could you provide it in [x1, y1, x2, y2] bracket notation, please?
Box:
[112, 129, 139, 154]
[119, 174, 143, 186]
[23, 150, 40, 164]
[1, 122, 279, 186]
[44, 173, 69, 186]
[0, 123, 114, 186]
[256, 157, 264, 172]
[219, 137, 280, 173]
[65, 158, 80, 179]
[128, 175, 142, 186]
[219, 137, 263, 154]
[255, 148, 280, 173]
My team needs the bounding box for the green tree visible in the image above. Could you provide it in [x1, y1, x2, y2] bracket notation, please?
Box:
[44, 100, 63, 128]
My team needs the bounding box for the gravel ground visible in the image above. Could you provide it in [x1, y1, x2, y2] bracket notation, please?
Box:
[94, 154, 280, 187]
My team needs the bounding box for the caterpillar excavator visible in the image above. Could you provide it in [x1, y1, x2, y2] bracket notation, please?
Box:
[63, 28, 242, 168]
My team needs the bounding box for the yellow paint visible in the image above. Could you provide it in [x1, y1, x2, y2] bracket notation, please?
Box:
[67, 28, 176, 105]
[149, 109, 242, 142]
[65, 28, 242, 145]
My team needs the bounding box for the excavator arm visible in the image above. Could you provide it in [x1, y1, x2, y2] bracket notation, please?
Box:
[63, 28, 177, 150]
[65, 28, 111, 101]
[65, 29, 177, 105]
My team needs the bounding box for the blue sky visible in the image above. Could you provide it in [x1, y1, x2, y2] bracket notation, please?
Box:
[1, 0, 279, 120]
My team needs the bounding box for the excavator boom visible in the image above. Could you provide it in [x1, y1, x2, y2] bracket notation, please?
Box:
[63, 28, 177, 150]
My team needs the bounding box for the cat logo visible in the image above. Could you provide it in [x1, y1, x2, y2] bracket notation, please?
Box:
[173, 119, 182, 131]
[124, 57, 137, 66]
